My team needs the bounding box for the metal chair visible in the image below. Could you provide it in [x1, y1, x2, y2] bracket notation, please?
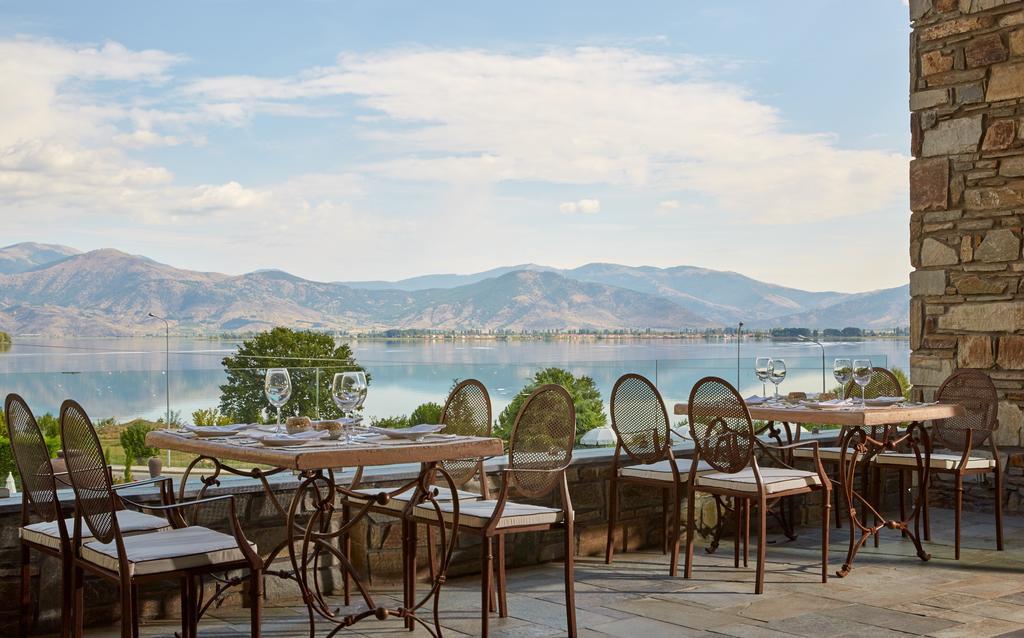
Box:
[604, 373, 710, 575]
[6, 394, 174, 638]
[414, 384, 577, 637]
[874, 369, 1002, 559]
[344, 379, 494, 613]
[684, 377, 830, 594]
[792, 366, 901, 528]
[59, 400, 263, 638]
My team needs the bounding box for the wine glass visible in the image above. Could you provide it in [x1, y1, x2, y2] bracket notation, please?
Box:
[767, 359, 787, 401]
[754, 357, 771, 398]
[333, 371, 368, 441]
[264, 368, 292, 433]
[853, 360, 873, 406]
[833, 359, 853, 400]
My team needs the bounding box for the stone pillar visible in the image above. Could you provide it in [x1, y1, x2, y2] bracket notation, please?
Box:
[909, 0, 1024, 447]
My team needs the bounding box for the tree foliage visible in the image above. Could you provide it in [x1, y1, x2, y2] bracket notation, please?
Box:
[496, 367, 606, 441]
[119, 421, 157, 466]
[409, 402, 443, 425]
[218, 327, 365, 423]
[192, 407, 233, 426]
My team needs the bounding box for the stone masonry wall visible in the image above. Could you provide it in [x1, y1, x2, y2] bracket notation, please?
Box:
[909, 0, 1024, 450]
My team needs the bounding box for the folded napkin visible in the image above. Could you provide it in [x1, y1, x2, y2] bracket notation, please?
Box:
[184, 423, 256, 434]
[814, 398, 855, 407]
[745, 395, 768, 405]
[252, 429, 325, 442]
[365, 423, 445, 436]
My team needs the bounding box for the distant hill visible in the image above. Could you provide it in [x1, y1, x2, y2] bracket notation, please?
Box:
[0, 242, 80, 274]
[747, 285, 911, 330]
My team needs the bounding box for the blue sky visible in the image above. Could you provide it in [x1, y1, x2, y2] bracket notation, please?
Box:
[0, 1, 911, 291]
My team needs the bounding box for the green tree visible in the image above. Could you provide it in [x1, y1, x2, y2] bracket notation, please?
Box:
[37, 412, 60, 438]
[218, 327, 366, 423]
[890, 367, 911, 400]
[0, 331, 10, 352]
[409, 402, 443, 425]
[496, 367, 606, 441]
[119, 421, 157, 480]
[192, 407, 233, 426]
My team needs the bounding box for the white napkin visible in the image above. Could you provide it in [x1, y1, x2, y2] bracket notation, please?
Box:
[745, 395, 768, 405]
[252, 430, 325, 442]
[366, 423, 445, 436]
[815, 398, 855, 407]
[184, 423, 255, 434]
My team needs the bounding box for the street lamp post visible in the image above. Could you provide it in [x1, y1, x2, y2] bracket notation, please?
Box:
[148, 313, 171, 466]
[798, 334, 827, 393]
[736, 322, 744, 388]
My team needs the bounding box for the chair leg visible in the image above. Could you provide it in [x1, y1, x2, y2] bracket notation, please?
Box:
[131, 584, 140, 638]
[954, 474, 963, 561]
[179, 579, 190, 638]
[743, 498, 750, 568]
[120, 577, 134, 638]
[407, 520, 418, 632]
[733, 497, 741, 569]
[605, 476, 618, 564]
[19, 544, 31, 638]
[564, 522, 577, 638]
[821, 488, 830, 584]
[496, 536, 508, 617]
[995, 467, 1004, 551]
[249, 569, 263, 638]
[73, 565, 84, 638]
[871, 466, 881, 548]
[684, 486, 696, 579]
[661, 488, 669, 554]
[755, 495, 767, 595]
[923, 473, 931, 542]
[342, 504, 351, 607]
[898, 468, 907, 537]
[480, 535, 493, 638]
[61, 553, 73, 638]
[188, 577, 199, 638]
[669, 483, 682, 577]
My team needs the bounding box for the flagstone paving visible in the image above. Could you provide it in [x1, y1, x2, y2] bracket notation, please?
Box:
[69, 508, 1024, 637]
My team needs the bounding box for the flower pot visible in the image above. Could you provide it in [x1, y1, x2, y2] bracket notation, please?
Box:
[148, 456, 163, 478]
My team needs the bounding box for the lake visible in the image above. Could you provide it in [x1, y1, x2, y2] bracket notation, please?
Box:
[0, 337, 910, 423]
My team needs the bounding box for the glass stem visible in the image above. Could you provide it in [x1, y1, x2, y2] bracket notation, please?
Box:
[276, 406, 282, 433]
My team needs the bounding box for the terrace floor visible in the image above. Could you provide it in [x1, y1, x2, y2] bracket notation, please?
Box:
[71, 508, 1024, 638]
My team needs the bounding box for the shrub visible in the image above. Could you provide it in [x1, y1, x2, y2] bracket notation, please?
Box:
[369, 415, 409, 429]
[409, 402, 443, 425]
[496, 367, 607, 442]
[119, 420, 157, 469]
[192, 407, 233, 426]
[0, 436, 60, 489]
[37, 412, 60, 438]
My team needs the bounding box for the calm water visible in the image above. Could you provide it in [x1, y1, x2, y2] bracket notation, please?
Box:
[0, 337, 910, 423]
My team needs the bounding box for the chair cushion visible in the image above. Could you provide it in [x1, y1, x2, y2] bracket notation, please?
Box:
[81, 525, 256, 577]
[20, 509, 172, 551]
[414, 499, 565, 529]
[792, 446, 848, 461]
[347, 486, 483, 511]
[697, 467, 822, 495]
[873, 452, 995, 471]
[619, 459, 715, 482]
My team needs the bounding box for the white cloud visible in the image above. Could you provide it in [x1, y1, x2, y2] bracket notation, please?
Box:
[559, 198, 600, 214]
[658, 199, 680, 210]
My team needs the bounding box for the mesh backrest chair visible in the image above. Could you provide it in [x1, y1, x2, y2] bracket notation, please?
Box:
[7, 393, 70, 638]
[605, 373, 696, 575]
[412, 384, 578, 637]
[60, 400, 264, 638]
[439, 379, 494, 489]
[684, 377, 831, 594]
[874, 369, 1002, 560]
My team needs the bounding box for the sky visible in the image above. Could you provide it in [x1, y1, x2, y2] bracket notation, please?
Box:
[0, 1, 912, 292]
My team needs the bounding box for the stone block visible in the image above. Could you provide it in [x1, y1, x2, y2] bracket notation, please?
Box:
[921, 49, 955, 75]
[910, 158, 950, 211]
[910, 0, 933, 20]
[911, 298, 924, 350]
[998, 335, 1024, 369]
[982, 119, 1017, 151]
[937, 0, 959, 10]
[987, 61, 1024, 101]
[968, 34, 1009, 69]
[955, 82, 986, 105]
[961, 235, 975, 261]
[960, 0, 1018, 11]
[927, 68, 988, 86]
[955, 273, 1009, 294]
[974, 228, 1021, 262]
[911, 269, 948, 296]
[959, 335, 995, 368]
[911, 88, 950, 110]
[1001, 157, 1024, 178]
[938, 301, 1024, 331]
[911, 354, 955, 387]
[921, 116, 983, 157]
[921, 237, 960, 266]
[925, 334, 959, 349]
[996, 401, 1023, 447]
[921, 15, 995, 40]
[1011, 29, 1024, 56]
[965, 180, 1024, 210]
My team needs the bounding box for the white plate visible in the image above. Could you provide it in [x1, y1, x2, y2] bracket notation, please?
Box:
[191, 428, 241, 438]
[365, 423, 445, 440]
[864, 397, 905, 407]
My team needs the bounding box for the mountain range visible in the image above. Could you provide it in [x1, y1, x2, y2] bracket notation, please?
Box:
[0, 243, 909, 336]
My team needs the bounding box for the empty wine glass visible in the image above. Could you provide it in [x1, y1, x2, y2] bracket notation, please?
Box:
[833, 359, 853, 400]
[853, 360, 873, 406]
[767, 359, 787, 400]
[264, 368, 292, 433]
[755, 357, 771, 398]
[333, 371, 368, 441]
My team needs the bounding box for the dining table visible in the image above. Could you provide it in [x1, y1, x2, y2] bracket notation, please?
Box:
[146, 427, 504, 637]
[673, 399, 964, 577]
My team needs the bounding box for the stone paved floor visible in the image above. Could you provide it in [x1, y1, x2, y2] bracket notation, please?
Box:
[76, 508, 1024, 637]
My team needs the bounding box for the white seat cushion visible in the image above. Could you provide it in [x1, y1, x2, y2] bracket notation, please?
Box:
[348, 486, 483, 511]
[414, 499, 565, 529]
[792, 446, 848, 461]
[873, 452, 995, 471]
[81, 525, 256, 577]
[697, 467, 822, 495]
[619, 459, 715, 482]
[20, 509, 172, 551]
